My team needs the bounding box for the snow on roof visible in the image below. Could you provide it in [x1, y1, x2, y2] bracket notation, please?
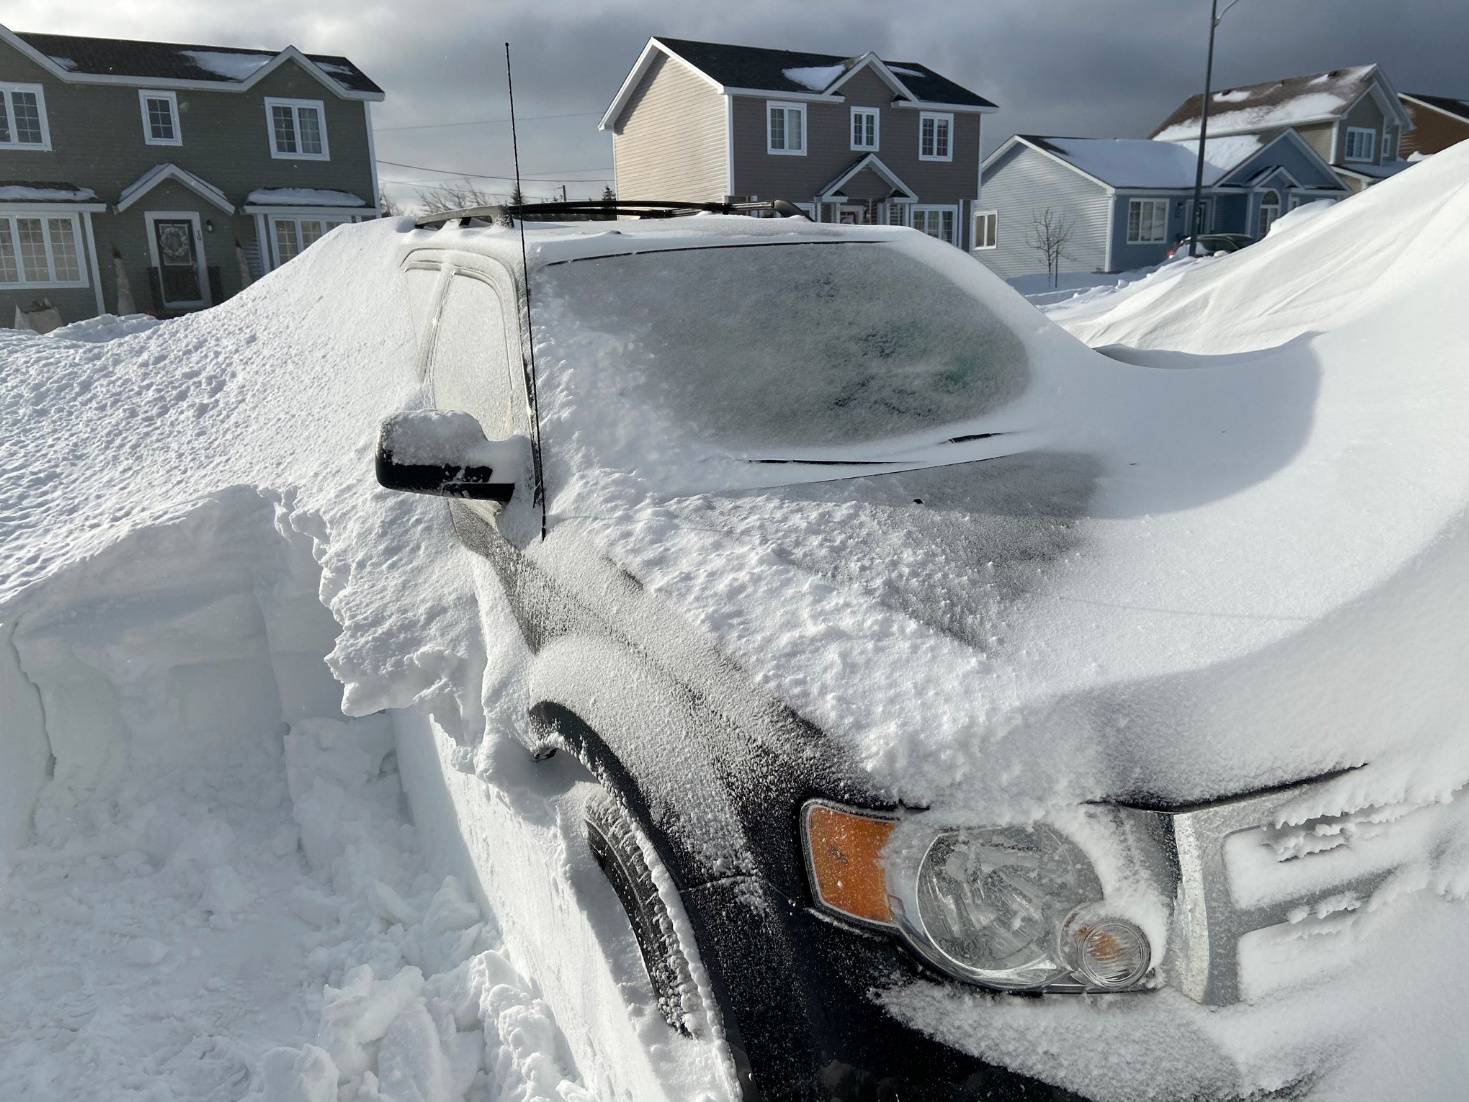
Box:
[178, 48, 272, 81]
[1404, 92, 1469, 121]
[1152, 64, 1379, 140]
[246, 187, 369, 208]
[1024, 134, 1263, 188]
[0, 183, 98, 202]
[781, 64, 844, 91]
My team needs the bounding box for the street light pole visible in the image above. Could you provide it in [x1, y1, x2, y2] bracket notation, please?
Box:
[1187, 0, 1220, 257]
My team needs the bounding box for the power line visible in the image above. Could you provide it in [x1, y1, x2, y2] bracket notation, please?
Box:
[372, 110, 600, 133]
[375, 157, 611, 182]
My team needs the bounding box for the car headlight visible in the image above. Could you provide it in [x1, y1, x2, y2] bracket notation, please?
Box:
[802, 801, 1151, 993]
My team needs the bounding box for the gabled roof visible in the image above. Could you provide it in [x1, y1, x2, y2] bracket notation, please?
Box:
[1401, 92, 1469, 122]
[601, 36, 994, 130]
[1, 27, 382, 99]
[1152, 64, 1410, 141]
[816, 153, 917, 200]
[1005, 134, 1264, 189]
[117, 163, 234, 214]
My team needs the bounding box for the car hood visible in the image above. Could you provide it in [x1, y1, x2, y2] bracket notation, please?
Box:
[541, 323, 1469, 815]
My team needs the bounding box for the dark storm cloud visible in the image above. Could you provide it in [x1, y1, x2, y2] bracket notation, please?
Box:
[10, 0, 1468, 205]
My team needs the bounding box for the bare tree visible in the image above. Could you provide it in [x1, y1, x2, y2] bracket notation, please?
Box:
[1026, 207, 1076, 288]
[378, 192, 403, 218]
[416, 177, 504, 214]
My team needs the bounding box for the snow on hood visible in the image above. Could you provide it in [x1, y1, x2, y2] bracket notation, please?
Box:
[530, 148, 1469, 819]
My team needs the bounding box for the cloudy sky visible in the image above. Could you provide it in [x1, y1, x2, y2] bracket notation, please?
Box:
[9, 0, 1466, 207]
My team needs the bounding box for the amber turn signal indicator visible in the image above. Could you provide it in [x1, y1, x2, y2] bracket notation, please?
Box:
[802, 801, 898, 926]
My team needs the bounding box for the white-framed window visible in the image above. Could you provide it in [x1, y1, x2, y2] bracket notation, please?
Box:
[850, 107, 879, 151]
[265, 97, 329, 160]
[911, 204, 957, 244]
[0, 212, 86, 287]
[0, 82, 51, 151]
[888, 202, 909, 226]
[138, 89, 182, 147]
[1383, 127, 1398, 160]
[1344, 126, 1376, 163]
[1257, 190, 1281, 237]
[972, 208, 997, 250]
[918, 111, 953, 161]
[1126, 198, 1169, 244]
[767, 101, 806, 155]
[270, 215, 350, 266]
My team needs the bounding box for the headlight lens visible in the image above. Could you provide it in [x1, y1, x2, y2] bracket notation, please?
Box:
[892, 824, 1105, 988]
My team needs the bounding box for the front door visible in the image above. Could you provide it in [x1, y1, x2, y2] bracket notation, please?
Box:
[152, 217, 203, 308]
[835, 203, 866, 225]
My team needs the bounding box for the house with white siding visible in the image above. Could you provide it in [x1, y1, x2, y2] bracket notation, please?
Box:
[600, 37, 997, 249]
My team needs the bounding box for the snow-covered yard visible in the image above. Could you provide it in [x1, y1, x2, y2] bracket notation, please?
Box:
[3, 141, 1469, 1102]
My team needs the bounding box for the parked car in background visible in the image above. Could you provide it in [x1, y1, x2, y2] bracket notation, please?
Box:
[1167, 232, 1254, 259]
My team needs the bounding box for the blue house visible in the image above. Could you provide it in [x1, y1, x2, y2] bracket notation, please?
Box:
[975, 128, 1347, 280]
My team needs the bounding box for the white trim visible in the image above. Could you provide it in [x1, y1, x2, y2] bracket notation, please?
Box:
[0, 210, 90, 288]
[725, 87, 844, 103]
[81, 211, 104, 314]
[266, 213, 352, 267]
[815, 153, 918, 201]
[971, 208, 997, 250]
[984, 136, 1116, 193]
[891, 98, 996, 114]
[1216, 128, 1346, 191]
[599, 38, 724, 130]
[0, 27, 381, 101]
[264, 96, 330, 161]
[364, 101, 380, 210]
[0, 201, 106, 213]
[1399, 92, 1469, 125]
[1249, 166, 1303, 190]
[144, 210, 211, 309]
[917, 111, 954, 161]
[909, 203, 959, 245]
[117, 164, 234, 215]
[849, 106, 879, 151]
[241, 203, 371, 217]
[724, 93, 734, 197]
[137, 89, 182, 146]
[825, 53, 915, 101]
[1103, 195, 1116, 272]
[766, 100, 807, 156]
[254, 212, 272, 273]
[0, 81, 52, 152]
[1343, 126, 1376, 162]
[1125, 197, 1168, 244]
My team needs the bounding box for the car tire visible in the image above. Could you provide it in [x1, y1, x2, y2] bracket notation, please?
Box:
[584, 791, 710, 1038]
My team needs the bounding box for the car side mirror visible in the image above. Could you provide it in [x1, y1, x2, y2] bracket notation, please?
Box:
[375, 410, 524, 502]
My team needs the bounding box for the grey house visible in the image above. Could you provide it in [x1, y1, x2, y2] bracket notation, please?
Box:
[1152, 64, 1414, 194]
[0, 25, 383, 327]
[600, 37, 996, 249]
[977, 129, 1347, 279]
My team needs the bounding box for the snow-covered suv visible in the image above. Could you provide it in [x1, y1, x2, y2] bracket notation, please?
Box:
[374, 202, 1434, 1102]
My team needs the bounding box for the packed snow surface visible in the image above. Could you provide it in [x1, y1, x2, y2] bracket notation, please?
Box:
[781, 64, 843, 91]
[247, 188, 370, 208]
[1038, 134, 1262, 187]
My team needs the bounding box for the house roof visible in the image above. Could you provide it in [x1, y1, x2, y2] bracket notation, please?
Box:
[1402, 92, 1469, 121]
[1152, 64, 1394, 141]
[1015, 134, 1265, 189]
[116, 163, 233, 214]
[10, 30, 381, 95]
[650, 37, 995, 107]
[817, 153, 917, 200]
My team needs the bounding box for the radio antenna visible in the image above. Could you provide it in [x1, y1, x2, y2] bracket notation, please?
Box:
[506, 41, 547, 540]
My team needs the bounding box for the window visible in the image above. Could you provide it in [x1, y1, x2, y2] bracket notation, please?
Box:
[1344, 126, 1376, 162]
[888, 203, 908, 226]
[1383, 127, 1398, 160]
[270, 216, 349, 265]
[1257, 190, 1281, 237]
[972, 209, 997, 250]
[911, 204, 957, 244]
[0, 83, 51, 150]
[1126, 198, 1169, 244]
[918, 112, 953, 161]
[850, 107, 879, 151]
[767, 101, 806, 155]
[138, 90, 181, 146]
[265, 97, 329, 160]
[0, 214, 85, 287]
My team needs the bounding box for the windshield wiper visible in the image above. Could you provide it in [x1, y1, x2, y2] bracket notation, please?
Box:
[745, 430, 1007, 466]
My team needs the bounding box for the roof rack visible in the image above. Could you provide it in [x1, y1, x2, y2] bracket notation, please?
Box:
[414, 198, 810, 229]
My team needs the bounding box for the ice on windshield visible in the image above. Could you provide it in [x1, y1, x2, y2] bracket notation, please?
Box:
[538, 242, 1030, 451]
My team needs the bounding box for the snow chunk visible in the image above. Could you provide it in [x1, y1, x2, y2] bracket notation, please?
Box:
[0, 184, 97, 201]
[181, 48, 273, 81]
[782, 64, 843, 91]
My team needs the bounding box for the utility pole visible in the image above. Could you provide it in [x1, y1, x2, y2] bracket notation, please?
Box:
[559, 183, 568, 202]
[1188, 0, 1245, 257]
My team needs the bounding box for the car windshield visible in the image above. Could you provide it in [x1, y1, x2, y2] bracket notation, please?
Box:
[536, 241, 1030, 451]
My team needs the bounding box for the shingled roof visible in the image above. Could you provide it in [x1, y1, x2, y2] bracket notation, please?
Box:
[9, 30, 381, 96]
[1403, 92, 1469, 121]
[1152, 64, 1395, 142]
[650, 37, 995, 108]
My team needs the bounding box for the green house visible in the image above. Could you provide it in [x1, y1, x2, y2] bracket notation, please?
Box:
[0, 24, 383, 328]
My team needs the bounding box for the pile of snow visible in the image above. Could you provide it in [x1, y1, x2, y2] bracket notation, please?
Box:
[781, 64, 843, 91]
[1039, 134, 1262, 187]
[0, 184, 97, 202]
[180, 49, 274, 82]
[46, 313, 162, 342]
[248, 187, 370, 208]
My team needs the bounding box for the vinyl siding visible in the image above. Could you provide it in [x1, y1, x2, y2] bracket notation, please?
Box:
[1400, 99, 1469, 156]
[1338, 93, 1389, 163]
[1292, 122, 1335, 164]
[609, 52, 728, 202]
[1220, 136, 1342, 190]
[728, 68, 982, 246]
[974, 144, 1109, 279]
